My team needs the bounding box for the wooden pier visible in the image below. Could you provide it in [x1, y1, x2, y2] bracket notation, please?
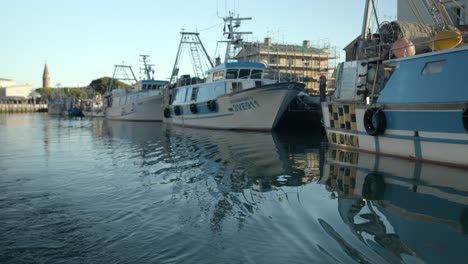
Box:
[0, 101, 47, 113]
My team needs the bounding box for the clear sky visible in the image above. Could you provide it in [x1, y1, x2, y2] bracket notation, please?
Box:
[1, 0, 396, 88]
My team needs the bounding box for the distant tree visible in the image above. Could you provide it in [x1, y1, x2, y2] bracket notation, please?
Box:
[66, 88, 89, 100]
[35, 87, 56, 99]
[89, 77, 130, 95]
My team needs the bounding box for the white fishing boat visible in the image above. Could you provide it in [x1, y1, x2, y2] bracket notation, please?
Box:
[104, 55, 169, 121]
[162, 16, 303, 131]
[321, 0, 468, 168]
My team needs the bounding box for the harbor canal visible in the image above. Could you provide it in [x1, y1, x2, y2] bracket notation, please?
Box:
[1, 113, 467, 263]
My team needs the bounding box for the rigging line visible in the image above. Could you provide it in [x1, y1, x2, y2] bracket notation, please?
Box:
[448, 0, 467, 23]
[198, 22, 224, 32]
[408, 0, 426, 25]
[371, 0, 381, 42]
[410, 0, 434, 35]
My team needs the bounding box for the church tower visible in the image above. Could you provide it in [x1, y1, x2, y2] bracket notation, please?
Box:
[42, 64, 50, 88]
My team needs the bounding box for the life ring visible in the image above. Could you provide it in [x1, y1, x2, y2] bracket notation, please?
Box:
[163, 107, 171, 118]
[190, 103, 198, 114]
[363, 108, 386, 136]
[362, 172, 385, 200]
[463, 108, 468, 132]
[207, 100, 217, 112]
[174, 105, 181, 116]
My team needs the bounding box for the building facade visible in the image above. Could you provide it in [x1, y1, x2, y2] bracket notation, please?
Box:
[236, 38, 337, 94]
[0, 78, 33, 101]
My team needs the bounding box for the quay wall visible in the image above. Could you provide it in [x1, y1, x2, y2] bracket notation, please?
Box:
[0, 101, 48, 113]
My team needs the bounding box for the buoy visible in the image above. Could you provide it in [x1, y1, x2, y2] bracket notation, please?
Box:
[391, 39, 416, 58]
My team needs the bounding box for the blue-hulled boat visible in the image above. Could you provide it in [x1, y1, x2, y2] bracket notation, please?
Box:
[322, 0, 468, 168]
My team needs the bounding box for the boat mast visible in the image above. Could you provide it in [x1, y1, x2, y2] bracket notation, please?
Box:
[356, 0, 373, 60]
[140, 55, 155, 80]
[222, 13, 252, 62]
[107, 64, 138, 93]
[169, 32, 214, 83]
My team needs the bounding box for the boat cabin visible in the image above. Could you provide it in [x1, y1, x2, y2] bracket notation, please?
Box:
[172, 62, 276, 105]
[134, 80, 169, 91]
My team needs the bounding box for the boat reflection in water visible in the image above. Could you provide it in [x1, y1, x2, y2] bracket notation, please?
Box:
[97, 119, 468, 263]
[161, 124, 324, 192]
[320, 149, 468, 263]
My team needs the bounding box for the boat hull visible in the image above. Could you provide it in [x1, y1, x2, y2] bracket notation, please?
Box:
[105, 93, 163, 121]
[165, 82, 303, 131]
[321, 102, 468, 168]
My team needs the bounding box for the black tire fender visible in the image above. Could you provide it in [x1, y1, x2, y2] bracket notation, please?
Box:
[190, 103, 198, 114]
[163, 107, 171, 118]
[363, 108, 386, 136]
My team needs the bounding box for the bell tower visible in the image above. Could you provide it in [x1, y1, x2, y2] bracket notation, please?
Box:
[42, 64, 50, 88]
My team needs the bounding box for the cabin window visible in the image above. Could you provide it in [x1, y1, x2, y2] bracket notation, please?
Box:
[251, 70, 262, 79]
[191, 87, 198, 101]
[213, 71, 225, 81]
[152, 84, 157, 90]
[421, 60, 446, 75]
[239, 69, 250, 79]
[142, 84, 147, 90]
[226, 69, 239, 79]
[232, 82, 242, 92]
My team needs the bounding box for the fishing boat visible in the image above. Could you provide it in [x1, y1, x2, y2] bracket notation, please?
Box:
[82, 94, 104, 117]
[321, 0, 468, 168]
[104, 55, 169, 121]
[162, 15, 304, 131]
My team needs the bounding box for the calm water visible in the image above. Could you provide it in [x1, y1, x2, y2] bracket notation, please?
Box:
[1, 113, 467, 264]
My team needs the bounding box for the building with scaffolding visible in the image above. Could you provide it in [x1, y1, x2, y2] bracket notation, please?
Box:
[235, 38, 338, 94]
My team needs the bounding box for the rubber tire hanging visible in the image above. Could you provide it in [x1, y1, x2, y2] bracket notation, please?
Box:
[174, 105, 181, 116]
[190, 103, 198, 114]
[207, 100, 217, 112]
[463, 108, 468, 132]
[363, 108, 386, 136]
[163, 107, 171, 118]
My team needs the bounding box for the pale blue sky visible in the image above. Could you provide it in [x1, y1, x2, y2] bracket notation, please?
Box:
[1, 0, 396, 88]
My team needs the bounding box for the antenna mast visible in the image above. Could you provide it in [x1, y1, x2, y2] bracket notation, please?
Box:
[140, 55, 155, 80]
[222, 12, 252, 62]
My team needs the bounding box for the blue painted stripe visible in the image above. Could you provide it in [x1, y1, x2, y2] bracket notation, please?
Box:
[386, 111, 465, 133]
[355, 130, 468, 145]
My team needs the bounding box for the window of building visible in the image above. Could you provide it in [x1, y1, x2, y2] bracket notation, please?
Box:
[226, 69, 239, 79]
[270, 57, 278, 64]
[421, 60, 446, 75]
